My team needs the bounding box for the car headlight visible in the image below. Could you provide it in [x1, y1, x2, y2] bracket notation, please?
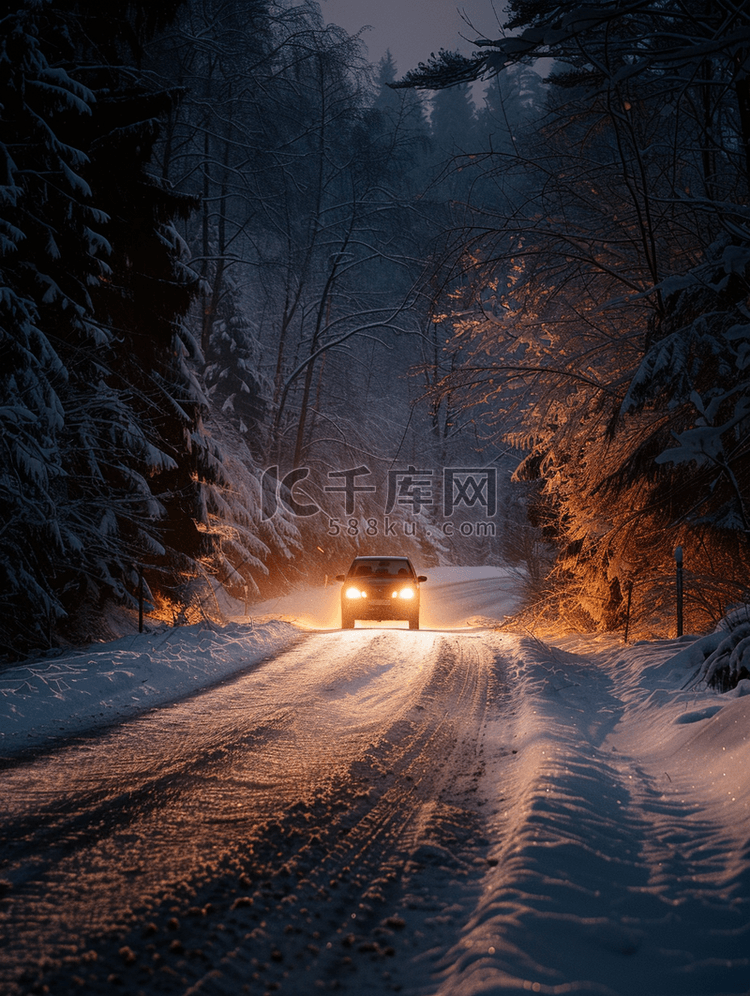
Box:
[345, 586, 367, 599]
[392, 587, 414, 599]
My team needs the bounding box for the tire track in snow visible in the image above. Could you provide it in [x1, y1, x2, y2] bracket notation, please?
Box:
[0, 629, 503, 996]
[161, 631, 502, 996]
[430, 635, 750, 996]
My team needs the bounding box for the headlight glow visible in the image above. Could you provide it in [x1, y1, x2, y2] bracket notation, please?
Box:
[345, 586, 366, 599]
[398, 587, 415, 599]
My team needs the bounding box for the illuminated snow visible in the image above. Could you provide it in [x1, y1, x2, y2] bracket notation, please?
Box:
[1, 569, 748, 994]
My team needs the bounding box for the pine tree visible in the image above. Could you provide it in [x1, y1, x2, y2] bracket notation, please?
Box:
[0, 1, 225, 655]
[59, 0, 236, 620]
[430, 76, 478, 155]
[479, 62, 544, 155]
[0, 4, 109, 653]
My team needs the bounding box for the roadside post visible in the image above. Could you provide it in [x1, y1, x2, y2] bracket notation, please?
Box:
[675, 546, 683, 637]
[138, 567, 144, 633]
[623, 580, 633, 643]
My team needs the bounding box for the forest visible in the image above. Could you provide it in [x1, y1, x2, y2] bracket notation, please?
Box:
[1, 0, 749, 658]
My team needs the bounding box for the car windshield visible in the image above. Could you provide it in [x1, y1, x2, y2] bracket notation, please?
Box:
[348, 558, 413, 578]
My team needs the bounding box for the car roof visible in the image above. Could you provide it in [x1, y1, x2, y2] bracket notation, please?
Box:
[347, 556, 415, 573]
[350, 556, 412, 564]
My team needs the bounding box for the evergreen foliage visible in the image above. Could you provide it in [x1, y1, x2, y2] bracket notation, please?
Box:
[0, 0, 215, 655]
[0, 0, 529, 659]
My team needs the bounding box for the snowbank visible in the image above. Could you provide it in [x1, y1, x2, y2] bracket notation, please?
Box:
[432, 630, 750, 995]
[0, 619, 302, 755]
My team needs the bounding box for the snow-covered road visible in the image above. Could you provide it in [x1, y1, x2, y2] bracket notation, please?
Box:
[0, 624, 501, 996]
[1, 568, 749, 995]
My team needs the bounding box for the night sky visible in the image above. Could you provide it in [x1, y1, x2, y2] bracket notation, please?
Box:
[321, 0, 498, 79]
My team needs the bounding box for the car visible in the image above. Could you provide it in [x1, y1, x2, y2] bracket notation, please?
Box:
[335, 556, 428, 630]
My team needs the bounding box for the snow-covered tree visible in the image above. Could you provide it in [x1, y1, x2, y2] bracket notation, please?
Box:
[0, 0, 248, 655]
[478, 62, 544, 156]
[430, 74, 478, 154]
[151, 2, 438, 488]
[394, 0, 750, 635]
[0, 4, 121, 653]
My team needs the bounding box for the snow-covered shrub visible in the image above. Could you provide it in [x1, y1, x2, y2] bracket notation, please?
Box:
[700, 607, 750, 691]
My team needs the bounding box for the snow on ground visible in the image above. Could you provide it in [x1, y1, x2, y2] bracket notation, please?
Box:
[2, 567, 749, 993]
[0, 619, 302, 754]
[435, 631, 750, 995]
[0, 565, 518, 753]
